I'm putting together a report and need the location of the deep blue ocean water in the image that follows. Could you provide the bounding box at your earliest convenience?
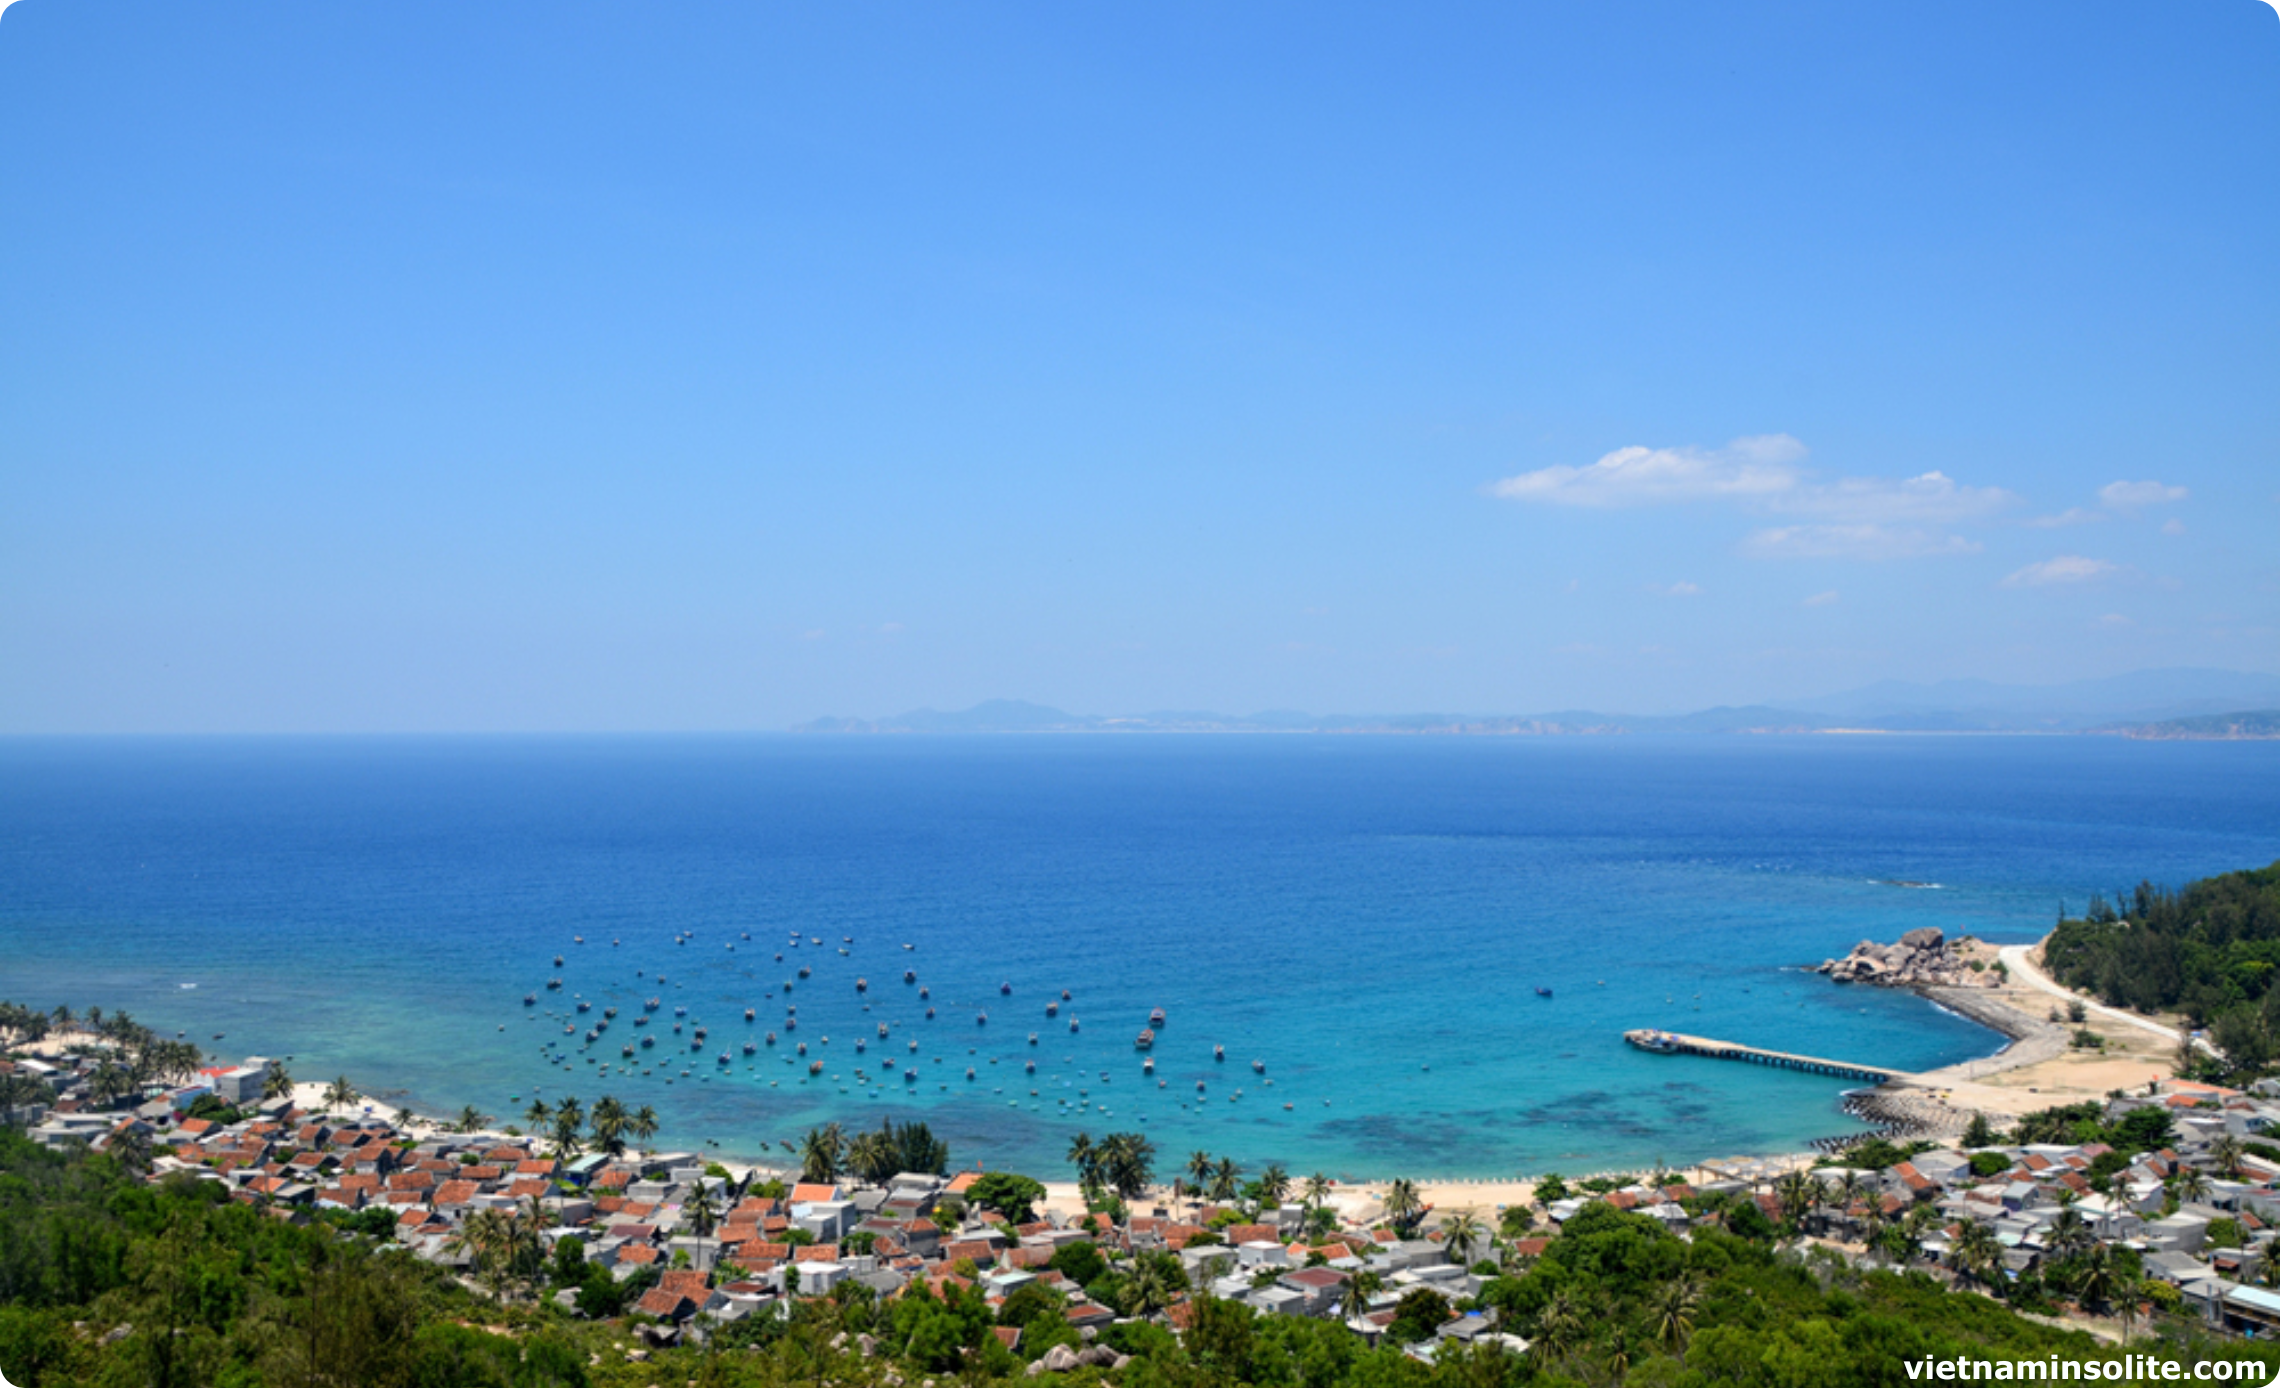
[2,734,2275,1181]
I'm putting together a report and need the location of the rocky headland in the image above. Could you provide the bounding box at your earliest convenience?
[1816,925,1996,989]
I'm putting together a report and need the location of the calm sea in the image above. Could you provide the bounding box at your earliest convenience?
[3,734,2275,1180]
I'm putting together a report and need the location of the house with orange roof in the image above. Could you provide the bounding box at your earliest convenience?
[1065,1302,1115,1329]
[634,1287,698,1323]
[941,1239,998,1269]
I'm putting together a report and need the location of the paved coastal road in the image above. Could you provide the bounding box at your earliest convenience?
[1998,943,2215,1055]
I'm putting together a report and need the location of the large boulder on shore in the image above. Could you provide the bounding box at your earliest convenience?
[1819,927,1987,989]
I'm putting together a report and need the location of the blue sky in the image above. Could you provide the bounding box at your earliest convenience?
[2,1,2275,731]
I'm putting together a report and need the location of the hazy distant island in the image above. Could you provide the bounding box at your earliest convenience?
[2100,710,2280,741]
[797,668,2280,738]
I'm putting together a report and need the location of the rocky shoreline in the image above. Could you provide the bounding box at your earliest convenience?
[1816,925,1998,990]
[1815,926,2075,1121]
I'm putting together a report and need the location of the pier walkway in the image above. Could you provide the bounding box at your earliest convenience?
[1624,1028,1908,1084]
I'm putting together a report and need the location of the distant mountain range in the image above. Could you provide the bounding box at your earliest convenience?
[794,669,2280,738]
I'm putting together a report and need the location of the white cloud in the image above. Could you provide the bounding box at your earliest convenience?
[1803,590,1840,607]
[2001,555,2116,588]
[2099,480,2188,512]
[1651,581,1704,597]
[1777,470,2013,524]
[2162,518,2187,536]
[1489,434,1806,507]
[1489,435,2010,559]
[1741,525,1982,560]
[2025,507,2104,529]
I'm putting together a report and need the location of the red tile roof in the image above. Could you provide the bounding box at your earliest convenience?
[635,1288,696,1320]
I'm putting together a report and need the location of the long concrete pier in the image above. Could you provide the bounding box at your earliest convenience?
[1624,1028,1907,1084]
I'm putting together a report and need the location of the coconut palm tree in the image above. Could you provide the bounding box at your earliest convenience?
[1303,1203,1339,1242]
[262,1063,294,1102]
[450,1207,517,1300]
[2116,1272,2145,1346]
[1186,1150,1216,1202]
[88,1060,137,1109]
[1441,1212,1486,1268]
[547,1097,586,1161]
[1775,1170,1820,1231]
[106,1125,156,1178]
[2046,1206,2093,1262]
[1603,1331,1634,1383]
[0,1073,57,1114]
[1340,1269,1383,1323]
[843,1127,890,1185]
[1209,1156,1241,1203]
[1530,1290,1585,1370]
[2073,1241,2122,1314]
[1951,1219,2006,1296]
[522,1097,552,1131]
[1120,1258,1176,1318]
[1890,1204,1938,1266]
[1303,1172,1333,1209]
[1257,1164,1291,1207]
[1384,1178,1423,1237]
[1099,1131,1156,1203]
[1833,1169,1864,1224]
[0,1003,50,1047]
[800,1122,846,1184]
[1653,1275,1701,1356]
[2248,1242,2280,1290]
[2173,1165,2214,1205]
[454,1104,491,1135]
[588,1095,629,1157]
[686,1178,722,1274]
[629,1104,660,1150]
[2212,1134,2246,1180]
[1065,1132,1098,1191]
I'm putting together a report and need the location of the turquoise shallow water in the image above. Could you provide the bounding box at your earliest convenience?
[2,734,2276,1180]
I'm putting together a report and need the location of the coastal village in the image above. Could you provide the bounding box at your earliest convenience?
[13,930,2280,1370]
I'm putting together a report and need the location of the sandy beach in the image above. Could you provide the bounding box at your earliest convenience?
[1886,935,2185,1122]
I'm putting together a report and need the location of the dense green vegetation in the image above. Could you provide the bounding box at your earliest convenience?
[2042,860,2280,1076]
[0,1129,586,1387]
[6,1125,2274,1388]
[779,1116,949,1185]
